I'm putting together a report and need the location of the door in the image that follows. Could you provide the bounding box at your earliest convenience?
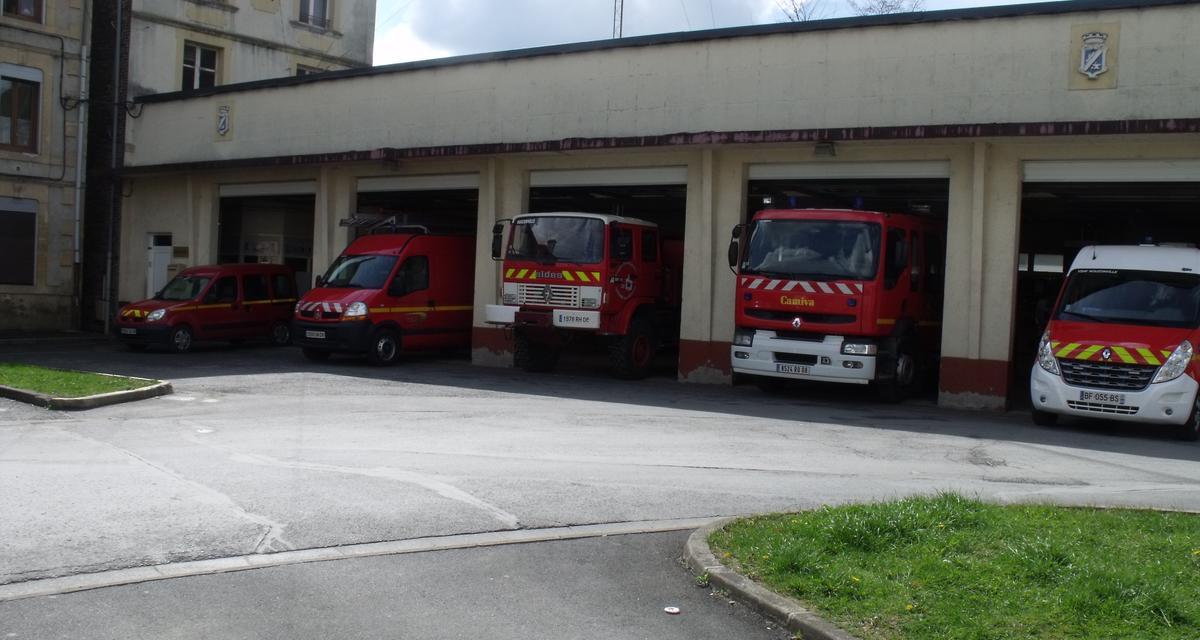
[198,275,241,338]
[146,234,172,298]
[240,272,274,337]
[387,254,438,349]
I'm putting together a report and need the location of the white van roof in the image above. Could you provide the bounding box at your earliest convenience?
[513,211,657,228]
[1069,245,1200,274]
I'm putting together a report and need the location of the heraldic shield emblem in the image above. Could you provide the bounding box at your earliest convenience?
[1079,32,1109,79]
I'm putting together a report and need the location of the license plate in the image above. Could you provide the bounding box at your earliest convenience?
[1080,390,1125,404]
[305,330,326,339]
[120,328,136,335]
[776,364,810,375]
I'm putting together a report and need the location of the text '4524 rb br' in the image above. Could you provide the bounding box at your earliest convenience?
[728,208,945,401]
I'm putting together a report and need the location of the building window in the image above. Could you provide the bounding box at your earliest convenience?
[2,0,42,22]
[0,198,36,285]
[296,65,322,77]
[182,43,219,91]
[0,69,38,152]
[299,0,330,29]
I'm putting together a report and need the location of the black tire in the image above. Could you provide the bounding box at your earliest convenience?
[270,321,292,346]
[1031,409,1059,427]
[875,339,917,403]
[1173,394,1200,441]
[168,325,193,354]
[609,314,656,380]
[302,347,330,362]
[125,343,148,353]
[367,328,402,366]
[514,332,559,373]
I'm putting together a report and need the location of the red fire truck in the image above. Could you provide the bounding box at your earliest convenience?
[485,212,683,379]
[727,208,944,401]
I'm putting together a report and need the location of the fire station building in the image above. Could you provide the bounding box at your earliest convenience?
[118,0,1200,410]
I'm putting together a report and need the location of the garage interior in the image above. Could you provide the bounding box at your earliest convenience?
[217,195,316,294]
[1010,179,1200,406]
[352,188,479,236]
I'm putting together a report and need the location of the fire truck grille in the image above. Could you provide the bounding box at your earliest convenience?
[1066,400,1140,416]
[518,284,579,308]
[1059,360,1157,392]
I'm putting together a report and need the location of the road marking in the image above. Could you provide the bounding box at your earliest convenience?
[0,517,722,602]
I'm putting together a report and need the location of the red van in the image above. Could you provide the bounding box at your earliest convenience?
[293,232,476,365]
[116,263,297,352]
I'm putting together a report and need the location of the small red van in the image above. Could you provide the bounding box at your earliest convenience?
[117,263,297,352]
[293,232,476,364]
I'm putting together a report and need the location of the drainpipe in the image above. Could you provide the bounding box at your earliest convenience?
[103,0,122,336]
[73,0,90,326]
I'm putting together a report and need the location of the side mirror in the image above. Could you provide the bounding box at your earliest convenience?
[314,275,324,288]
[491,221,508,261]
[731,224,743,240]
[727,239,740,269]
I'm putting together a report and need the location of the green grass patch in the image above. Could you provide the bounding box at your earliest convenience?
[710,494,1200,640]
[0,362,155,398]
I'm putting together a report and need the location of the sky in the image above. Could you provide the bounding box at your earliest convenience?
[372,0,1047,65]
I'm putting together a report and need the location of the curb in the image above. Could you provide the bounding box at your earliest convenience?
[0,378,172,410]
[684,519,859,640]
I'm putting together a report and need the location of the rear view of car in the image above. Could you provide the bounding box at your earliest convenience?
[1030,245,1200,440]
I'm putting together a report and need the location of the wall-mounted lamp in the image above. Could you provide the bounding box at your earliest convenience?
[814,141,837,157]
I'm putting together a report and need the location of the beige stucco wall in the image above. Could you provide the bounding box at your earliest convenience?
[129,0,375,97]
[0,0,89,331]
[126,4,1199,168]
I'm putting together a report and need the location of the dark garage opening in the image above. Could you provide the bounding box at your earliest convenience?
[218,195,315,294]
[353,189,478,236]
[1010,181,1200,407]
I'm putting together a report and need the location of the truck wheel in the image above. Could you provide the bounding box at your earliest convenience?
[302,347,330,362]
[1031,409,1059,427]
[609,315,655,380]
[169,325,193,354]
[367,328,402,366]
[514,333,559,373]
[1174,395,1200,441]
[875,339,916,403]
[270,321,292,346]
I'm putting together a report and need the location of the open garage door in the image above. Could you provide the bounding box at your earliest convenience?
[1010,160,1200,406]
[354,173,479,235]
[218,182,316,295]
[745,161,951,398]
[528,167,688,376]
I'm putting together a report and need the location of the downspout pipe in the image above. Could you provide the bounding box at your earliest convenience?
[73,0,91,328]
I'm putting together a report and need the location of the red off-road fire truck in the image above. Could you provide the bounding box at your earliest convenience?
[485,212,683,379]
[727,208,944,401]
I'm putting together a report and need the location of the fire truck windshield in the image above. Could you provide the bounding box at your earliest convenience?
[322,254,398,289]
[1056,269,1200,329]
[742,220,881,281]
[508,216,604,265]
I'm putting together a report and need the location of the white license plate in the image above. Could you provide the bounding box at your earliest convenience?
[304,330,326,339]
[1080,390,1125,404]
[552,310,600,329]
[120,328,136,335]
[776,364,810,375]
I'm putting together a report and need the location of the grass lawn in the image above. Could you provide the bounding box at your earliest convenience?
[709,494,1200,640]
[0,362,156,398]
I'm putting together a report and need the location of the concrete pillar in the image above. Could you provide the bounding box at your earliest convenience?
[938,142,1021,410]
[471,157,526,367]
[311,166,350,284]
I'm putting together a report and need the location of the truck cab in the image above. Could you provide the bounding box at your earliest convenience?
[293,232,475,365]
[728,208,944,400]
[1030,245,1200,440]
[485,212,682,379]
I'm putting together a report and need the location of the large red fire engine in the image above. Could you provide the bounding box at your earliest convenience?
[485,212,683,379]
[727,208,944,401]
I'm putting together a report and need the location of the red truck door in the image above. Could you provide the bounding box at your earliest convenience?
[199,274,242,339]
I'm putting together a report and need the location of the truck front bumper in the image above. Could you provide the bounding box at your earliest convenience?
[1030,365,1197,426]
[293,320,372,353]
[731,330,875,384]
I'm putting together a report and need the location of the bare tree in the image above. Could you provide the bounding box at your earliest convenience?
[777,0,828,22]
[846,0,924,15]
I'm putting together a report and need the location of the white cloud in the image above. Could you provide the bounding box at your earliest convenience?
[374,22,455,65]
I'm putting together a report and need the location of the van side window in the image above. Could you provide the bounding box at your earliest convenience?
[391,256,429,297]
[208,276,238,303]
[611,227,633,262]
[271,274,296,299]
[243,274,270,302]
[883,228,907,290]
[642,230,658,262]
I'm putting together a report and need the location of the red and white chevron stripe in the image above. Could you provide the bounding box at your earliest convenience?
[739,277,864,295]
[298,301,345,313]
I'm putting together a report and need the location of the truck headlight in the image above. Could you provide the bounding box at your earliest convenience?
[841,341,877,356]
[1153,340,1193,384]
[733,328,754,347]
[147,309,166,322]
[1036,331,1060,376]
[502,282,519,305]
[344,301,368,318]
